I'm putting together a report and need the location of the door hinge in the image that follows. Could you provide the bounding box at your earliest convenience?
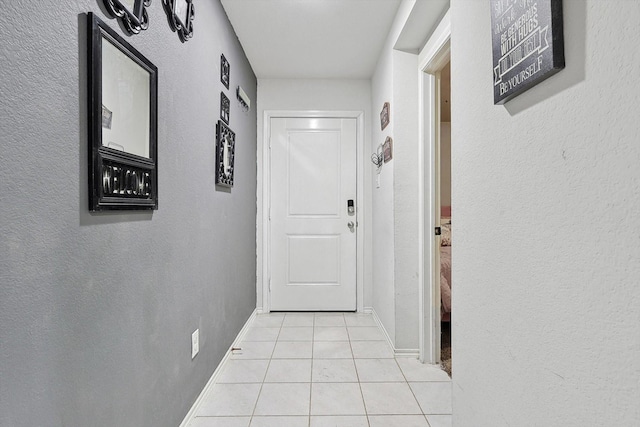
[435,226,442,236]
[269,279,272,292]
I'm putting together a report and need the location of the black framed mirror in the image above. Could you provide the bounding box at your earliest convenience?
[87,13,158,211]
[102,0,152,34]
[215,121,235,187]
[162,0,195,42]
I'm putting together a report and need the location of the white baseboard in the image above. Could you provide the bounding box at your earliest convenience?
[179,309,257,427]
[369,308,419,358]
[394,348,420,358]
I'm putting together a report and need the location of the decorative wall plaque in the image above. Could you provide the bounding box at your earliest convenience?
[380,102,390,130]
[220,54,230,89]
[490,0,565,104]
[162,0,195,42]
[220,92,230,124]
[102,0,152,35]
[215,121,235,187]
[383,136,393,163]
[87,13,158,210]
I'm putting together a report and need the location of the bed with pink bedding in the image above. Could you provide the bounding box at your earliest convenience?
[440,221,452,321]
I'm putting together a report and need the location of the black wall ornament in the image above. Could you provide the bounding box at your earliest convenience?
[220,92,230,125]
[87,13,158,210]
[220,54,230,89]
[162,0,195,42]
[102,0,152,35]
[215,121,235,187]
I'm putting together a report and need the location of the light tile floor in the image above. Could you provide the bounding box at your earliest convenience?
[190,312,451,427]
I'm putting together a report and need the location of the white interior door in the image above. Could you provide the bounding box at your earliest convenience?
[270,117,357,311]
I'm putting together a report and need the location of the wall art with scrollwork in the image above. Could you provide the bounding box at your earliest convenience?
[215,121,235,187]
[220,54,230,89]
[220,92,230,124]
[162,0,195,42]
[102,0,152,35]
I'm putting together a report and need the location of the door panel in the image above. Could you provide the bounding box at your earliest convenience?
[270,117,357,311]
[288,235,340,283]
[287,131,340,217]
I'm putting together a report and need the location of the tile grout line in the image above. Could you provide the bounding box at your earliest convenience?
[248,314,284,424]
[395,357,456,423]
[346,313,372,427]
[396,355,454,421]
[308,313,315,427]
[395,355,429,420]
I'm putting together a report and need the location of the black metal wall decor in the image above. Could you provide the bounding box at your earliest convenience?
[215,121,235,187]
[220,54,230,89]
[162,0,195,42]
[220,92,230,124]
[102,0,152,34]
[87,13,158,210]
[490,0,565,104]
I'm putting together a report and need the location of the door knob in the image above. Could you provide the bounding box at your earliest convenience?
[347,221,355,229]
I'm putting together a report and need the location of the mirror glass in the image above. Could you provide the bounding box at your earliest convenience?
[120,0,136,13]
[223,138,231,176]
[174,0,189,26]
[101,37,150,158]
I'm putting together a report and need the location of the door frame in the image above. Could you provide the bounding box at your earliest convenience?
[259,110,366,313]
[418,11,451,364]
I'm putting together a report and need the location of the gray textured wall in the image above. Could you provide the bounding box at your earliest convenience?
[0,1,257,426]
[451,0,640,425]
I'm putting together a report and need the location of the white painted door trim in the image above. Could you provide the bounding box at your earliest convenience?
[418,11,451,364]
[259,110,365,313]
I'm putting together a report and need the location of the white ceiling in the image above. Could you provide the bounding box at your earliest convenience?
[220,0,403,79]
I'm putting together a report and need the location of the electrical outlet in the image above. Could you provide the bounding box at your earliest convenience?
[191,329,199,359]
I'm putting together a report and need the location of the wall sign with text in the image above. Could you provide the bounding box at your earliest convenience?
[490,0,565,104]
[88,13,158,210]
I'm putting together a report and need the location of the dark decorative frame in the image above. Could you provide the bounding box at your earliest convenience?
[383,136,393,163]
[87,13,158,210]
[102,0,152,35]
[215,121,235,187]
[380,102,390,130]
[490,0,564,104]
[162,0,195,42]
[220,92,230,124]
[220,54,230,89]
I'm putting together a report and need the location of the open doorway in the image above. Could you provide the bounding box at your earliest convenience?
[438,61,452,376]
[418,10,451,370]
